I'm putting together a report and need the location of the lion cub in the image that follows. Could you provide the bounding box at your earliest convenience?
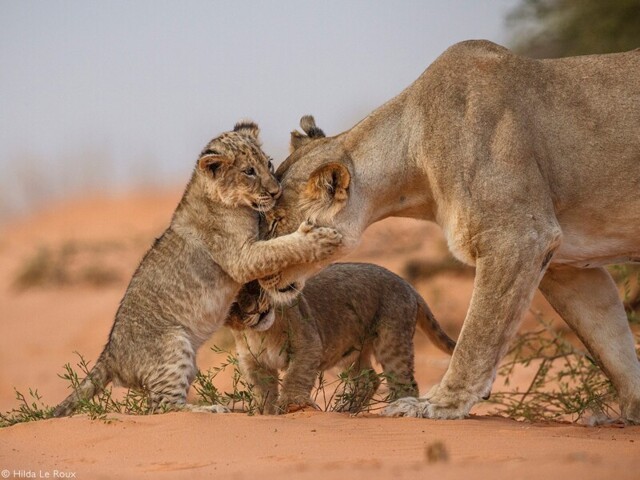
[227,262,455,414]
[53,122,342,417]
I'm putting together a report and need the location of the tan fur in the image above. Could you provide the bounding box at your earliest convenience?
[53,122,342,416]
[228,263,455,414]
[260,41,640,423]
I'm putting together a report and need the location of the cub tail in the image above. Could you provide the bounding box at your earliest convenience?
[53,354,111,417]
[415,295,456,355]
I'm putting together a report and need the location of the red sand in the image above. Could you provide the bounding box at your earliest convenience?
[1,190,638,479]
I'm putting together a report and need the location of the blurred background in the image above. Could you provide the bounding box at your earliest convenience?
[1,0,522,221]
[3,0,638,221]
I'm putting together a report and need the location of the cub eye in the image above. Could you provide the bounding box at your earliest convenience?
[244,167,256,177]
[268,159,275,173]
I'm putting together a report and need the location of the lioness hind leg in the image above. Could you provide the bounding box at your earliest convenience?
[384,228,561,419]
[539,266,640,424]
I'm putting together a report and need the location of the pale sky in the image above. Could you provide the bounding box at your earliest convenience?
[0,0,519,219]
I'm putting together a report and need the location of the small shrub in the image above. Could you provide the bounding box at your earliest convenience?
[487,314,620,423]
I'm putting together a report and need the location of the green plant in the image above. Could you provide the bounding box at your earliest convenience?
[487,314,620,423]
[610,264,640,324]
[193,346,261,415]
[0,388,54,427]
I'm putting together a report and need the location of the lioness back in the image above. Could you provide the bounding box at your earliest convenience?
[229,262,455,414]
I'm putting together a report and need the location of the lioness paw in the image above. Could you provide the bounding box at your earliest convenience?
[382,397,426,418]
[382,395,470,419]
[186,404,231,414]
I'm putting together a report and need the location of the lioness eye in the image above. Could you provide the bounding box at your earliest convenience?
[268,159,274,173]
[269,218,280,237]
[244,167,256,176]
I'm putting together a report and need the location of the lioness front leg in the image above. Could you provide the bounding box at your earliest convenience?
[539,266,640,424]
[225,221,342,284]
[384,231,559,419]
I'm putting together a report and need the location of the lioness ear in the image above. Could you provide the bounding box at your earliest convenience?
[290,130,311,152]
[198,153,231,176]
[233,120,260,141]
[305,162,351,204]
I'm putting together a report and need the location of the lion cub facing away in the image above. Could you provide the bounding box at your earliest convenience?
[227,262,456,414]
[53,122,342,417]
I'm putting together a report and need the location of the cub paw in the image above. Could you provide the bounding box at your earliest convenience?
[275,395,320,414]
[297,222,342,260]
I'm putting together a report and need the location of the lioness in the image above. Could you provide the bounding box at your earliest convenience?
[227,262,456,414]
[53,122,341,416]
[260,40,640,422]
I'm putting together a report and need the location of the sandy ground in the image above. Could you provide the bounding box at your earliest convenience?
[1,189,638,479]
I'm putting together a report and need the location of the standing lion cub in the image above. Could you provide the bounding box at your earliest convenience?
[227,262,456,414]
[53,121,342,416]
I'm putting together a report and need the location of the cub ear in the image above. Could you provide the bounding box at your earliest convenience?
[299,115,325,139]
[290,115,326,152]
[304,162,351,204]
[198,152,231,176]
[233,120,260,141]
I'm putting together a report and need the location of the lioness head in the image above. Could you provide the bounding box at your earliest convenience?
[261,116,355,304]
[197,121,281,212]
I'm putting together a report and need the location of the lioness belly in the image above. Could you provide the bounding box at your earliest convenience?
[553,226,640,268]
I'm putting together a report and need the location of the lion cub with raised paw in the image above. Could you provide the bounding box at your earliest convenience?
[53,121,342,417]
[227,262,456,414]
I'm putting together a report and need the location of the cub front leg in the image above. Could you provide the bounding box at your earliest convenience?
[226,221,342,284]
[384,230,560,419]
[234,339,280,415]
[276,328,323,414]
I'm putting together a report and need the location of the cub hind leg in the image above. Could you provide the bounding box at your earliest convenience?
[334,352,381,413]
[144,333,229,414]
[373,305,420,403]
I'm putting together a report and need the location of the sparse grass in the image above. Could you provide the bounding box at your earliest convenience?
[487,313,621,423]
[194,346,260,415]
[0,388,54,427]
[312,367,395,414]
[1,354,158,427]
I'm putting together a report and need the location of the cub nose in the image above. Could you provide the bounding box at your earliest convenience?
[268,183,282,199]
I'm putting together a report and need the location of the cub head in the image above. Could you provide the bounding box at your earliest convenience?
[260,116,354,304]
[196,121,281,212]
[226,280,275,332]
